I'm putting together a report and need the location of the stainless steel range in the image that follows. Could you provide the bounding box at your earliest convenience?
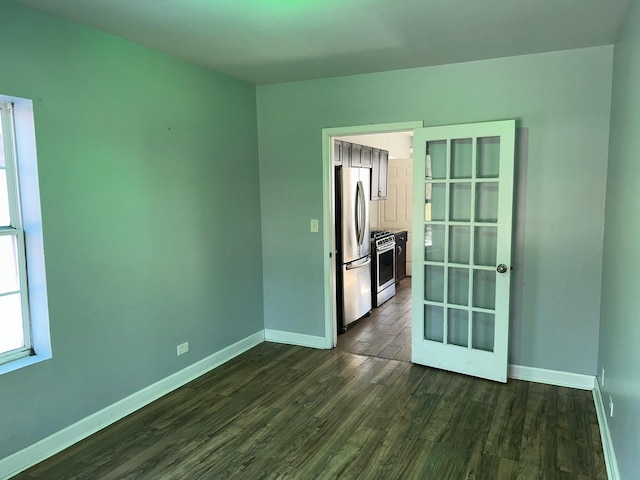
[371,230,396,307]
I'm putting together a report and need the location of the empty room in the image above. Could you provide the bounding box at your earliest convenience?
[0,0,638,478]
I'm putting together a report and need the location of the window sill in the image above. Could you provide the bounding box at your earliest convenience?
[0,351,51,376]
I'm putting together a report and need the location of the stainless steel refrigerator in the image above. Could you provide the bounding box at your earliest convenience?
[335,166,372,328]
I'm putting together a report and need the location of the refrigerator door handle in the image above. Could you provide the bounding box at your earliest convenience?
[354,183,361,246]
[356,180,365,246]
[346,256,371,270]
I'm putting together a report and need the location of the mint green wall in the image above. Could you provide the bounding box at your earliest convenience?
[599,0,640,477]
[0,2,263,460]
[257,46,613,375]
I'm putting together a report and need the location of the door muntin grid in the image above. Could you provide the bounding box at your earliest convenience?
[423,137,500,353]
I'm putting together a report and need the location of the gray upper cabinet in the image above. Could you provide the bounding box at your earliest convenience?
[334,141,352,166]
[371,148,389,200]
[361,146,373,168]
[334,140,343,166]
[378,150,389,198]
[350,143,362,167]
[343,142,351,166]
[334,141,384,200]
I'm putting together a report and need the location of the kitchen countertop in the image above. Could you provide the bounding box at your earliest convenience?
[385,228,408,235]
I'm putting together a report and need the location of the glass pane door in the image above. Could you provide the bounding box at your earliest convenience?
[412,121,515,382]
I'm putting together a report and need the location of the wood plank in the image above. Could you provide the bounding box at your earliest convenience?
[464,453,519,480]
[519,382,558,477]
[484,379,529,460]
[590,423,608,480]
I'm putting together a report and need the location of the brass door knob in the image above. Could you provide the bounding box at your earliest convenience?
[497,264,508,273]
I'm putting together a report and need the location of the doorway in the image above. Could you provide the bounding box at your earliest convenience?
[322,122,423,356]
[323,119,516,383]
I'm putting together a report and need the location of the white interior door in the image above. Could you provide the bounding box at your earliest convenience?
[411,120,515,382]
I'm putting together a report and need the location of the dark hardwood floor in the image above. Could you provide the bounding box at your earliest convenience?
[14,341,606,479]
[338,278,411,362]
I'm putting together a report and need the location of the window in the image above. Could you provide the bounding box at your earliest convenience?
[0,101,32,363]
[0,96,50,372]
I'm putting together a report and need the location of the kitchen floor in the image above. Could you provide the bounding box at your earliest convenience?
[337,277,411,362]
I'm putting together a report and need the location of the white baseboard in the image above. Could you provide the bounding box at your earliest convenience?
[0,330,265,480]
[264,329,329,349]
[593,380,621,480]
[508,364,595,390]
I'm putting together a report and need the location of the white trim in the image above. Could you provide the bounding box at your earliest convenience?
[0,330,265,480]
[0,351,50,376]
[322,121,424,352]
[593,380,621,480]
[321,130,338,350]
[508,364,595,390]
[0,101,33,358]
[323,122,426,137]
[264,329,328,349]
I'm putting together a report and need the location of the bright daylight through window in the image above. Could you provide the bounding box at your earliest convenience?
[0,101,32,364]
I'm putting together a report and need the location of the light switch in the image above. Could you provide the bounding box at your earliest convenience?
[310,219,319,233]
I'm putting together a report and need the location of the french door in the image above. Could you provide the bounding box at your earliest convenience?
[411,120,515,382]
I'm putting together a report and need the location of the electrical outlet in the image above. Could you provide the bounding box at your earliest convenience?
[609,396,614,418]
[310,219,319,233]
[601,367,605,388]
[177,342,189,356]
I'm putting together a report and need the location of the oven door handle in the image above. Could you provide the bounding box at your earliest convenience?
[377,243,396,254]
[346,257,371,270]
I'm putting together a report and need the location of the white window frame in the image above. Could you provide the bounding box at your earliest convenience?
[0,101,33,364]
[0,94,51,375]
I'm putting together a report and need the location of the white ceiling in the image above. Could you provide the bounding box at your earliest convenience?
[13,0,631,84]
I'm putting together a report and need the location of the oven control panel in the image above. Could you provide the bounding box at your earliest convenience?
[372,230,396,249]
[375,235,395,249]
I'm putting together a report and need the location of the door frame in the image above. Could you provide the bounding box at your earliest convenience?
[321,121,424,348]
